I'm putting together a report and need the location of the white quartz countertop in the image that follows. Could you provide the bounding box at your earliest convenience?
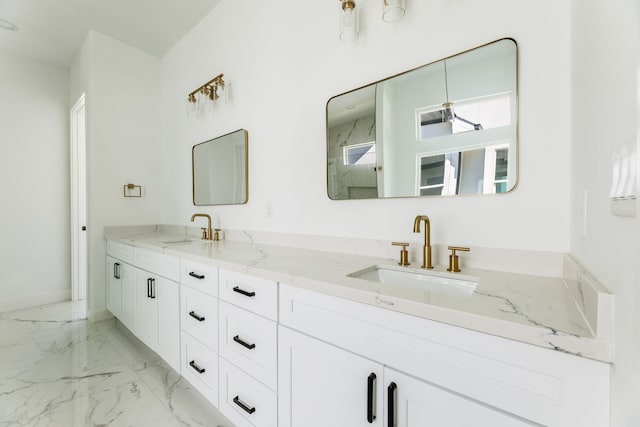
[105,228,613,363]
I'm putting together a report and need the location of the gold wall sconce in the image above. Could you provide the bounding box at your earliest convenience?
[187,73,225,116]
[338,0,406,42]
[339,0,358,41]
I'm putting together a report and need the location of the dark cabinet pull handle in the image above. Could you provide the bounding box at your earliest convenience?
[233,395,256,414]
[233,286,256,297]
[150,278,156,299]
[114,263,121,279]
[189,311,205,322]
[367,373,377,423]
[189,271,205,280]
[233,335,256,350]
[147,278,151,298]
[387,382,397,427]
[189,360,205,374]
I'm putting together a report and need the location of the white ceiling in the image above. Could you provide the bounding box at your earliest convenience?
[0,0,222,68]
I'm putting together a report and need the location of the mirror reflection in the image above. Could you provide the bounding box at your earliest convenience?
[327,38,517,200]
[192,129,248,205]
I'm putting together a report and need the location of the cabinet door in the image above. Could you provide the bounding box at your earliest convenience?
[106,257,122,318]
[119,263,136,329]
[384,367,536,427]
[278,326,383,427]
[156,277,180,372]
[134,270,158,350]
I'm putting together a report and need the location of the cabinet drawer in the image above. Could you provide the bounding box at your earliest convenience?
[107,240,134,264]
[180,259,218,297]
[181,286,218,351]
[181,332,219,405]
[219,269,278,320]
[219,358,277,427]
[133,247,180,281]
[219,301,277,390]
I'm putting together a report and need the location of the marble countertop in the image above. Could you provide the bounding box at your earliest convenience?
[105,227,613,363]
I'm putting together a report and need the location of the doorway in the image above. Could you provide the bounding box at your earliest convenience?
[70,94,87,306]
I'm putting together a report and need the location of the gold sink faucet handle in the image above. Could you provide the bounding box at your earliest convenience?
[213,228,221,241]
[391,242,410,266]
[447,246,470,272]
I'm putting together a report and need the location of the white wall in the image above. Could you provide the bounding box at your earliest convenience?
[571,1,640,425]
[161,0,572,254]
[70,31,164,320]
[0,50,70,312]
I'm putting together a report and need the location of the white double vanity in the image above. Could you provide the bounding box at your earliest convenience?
[105,225,613,427]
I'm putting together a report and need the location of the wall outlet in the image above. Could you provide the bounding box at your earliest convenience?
[265,201,273,219]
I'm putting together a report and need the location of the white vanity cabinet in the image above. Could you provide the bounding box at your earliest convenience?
[106,256,123,318]
[179,259,220,405]
[106,241,136,329]
[278,284,611,427]
[130,249,181,372]
[105,242,181,373]
[279,327,535,427]
[383,367,536,427]
[279,326,384,427]
[218,269,279,427]
[133,269,180,370]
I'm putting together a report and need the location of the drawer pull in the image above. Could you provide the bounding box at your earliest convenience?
[189,271,205,280]
[233,335,256,350]
[189,311,206,322]
[149,278,156,299]
[233,395,256,414]
[189,360,206,374]
[387,382,397,427]
[233,286,256,298]
[367,373,377,423]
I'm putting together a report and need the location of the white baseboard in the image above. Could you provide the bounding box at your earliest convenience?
[87,309,113,323]
[0,289,71,314]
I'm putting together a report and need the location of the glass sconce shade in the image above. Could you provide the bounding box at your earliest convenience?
[382,0,405,23]
[339,1,358,41]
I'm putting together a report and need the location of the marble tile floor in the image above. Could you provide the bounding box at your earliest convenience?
[0,301,234,427]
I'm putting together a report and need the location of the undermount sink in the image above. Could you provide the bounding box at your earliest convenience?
[347,264,478,297]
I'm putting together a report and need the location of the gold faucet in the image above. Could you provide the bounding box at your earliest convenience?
[190,213,213,240]
[413,215,433,269]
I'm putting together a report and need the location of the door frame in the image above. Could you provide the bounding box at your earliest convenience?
[70,94,87,302]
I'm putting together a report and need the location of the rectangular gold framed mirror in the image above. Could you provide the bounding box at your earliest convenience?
[326,38,518,200]
[192,129,248,205]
